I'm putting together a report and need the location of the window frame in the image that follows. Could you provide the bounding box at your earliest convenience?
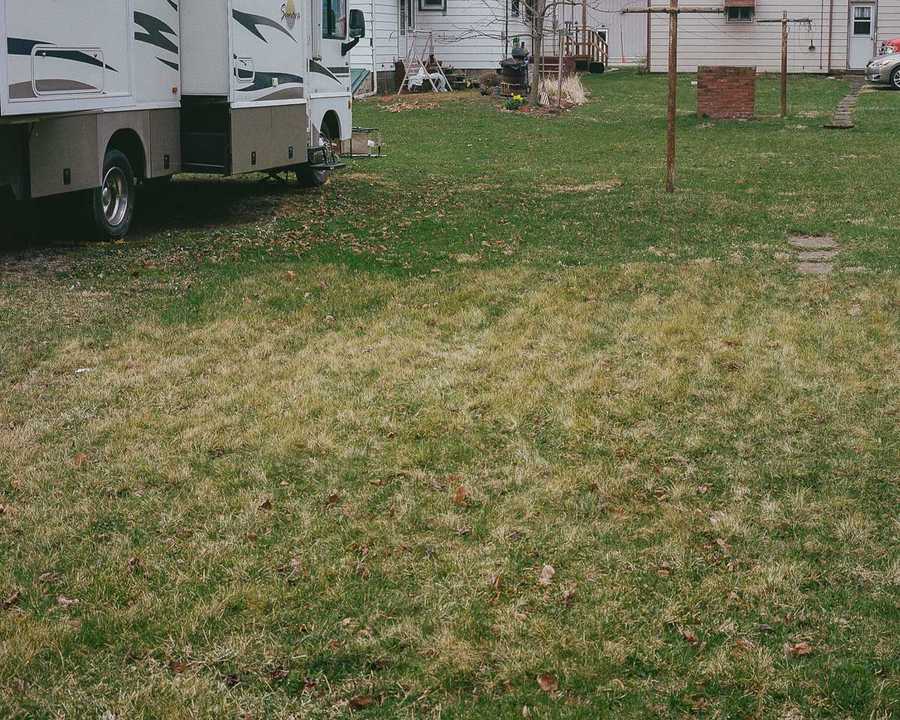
[322,0,348,39]
[725,6,754,22]
[418,0,446,11]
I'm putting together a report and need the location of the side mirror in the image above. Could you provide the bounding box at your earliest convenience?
[349,9,366,38]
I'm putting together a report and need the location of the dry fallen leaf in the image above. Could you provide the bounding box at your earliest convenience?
[536,673,558,693]
[2,590,21,610]
[56,595,78,608]
[734,638,755,652]
[349,695,376,710]
[538,565,556,586]
[169,659,189,674]
[326,491,341,506]
[73,453,89,469]
[561,587,576,607]
[784,641,813,658]
[452,485,468,506]
[258,498,273,511]
[681,629,699,646]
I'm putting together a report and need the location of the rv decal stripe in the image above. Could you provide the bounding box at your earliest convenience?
[237,72,304,92]
[157,57,180,71]
[7,38,118,72]
[328,66,350,75]
[232,10,296,43]
[9,80,99,99]
[134,12,179,55]
[309,60,339,82]
[168,0,178,10]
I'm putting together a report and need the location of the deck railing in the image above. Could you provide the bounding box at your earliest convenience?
[563,27,609,67]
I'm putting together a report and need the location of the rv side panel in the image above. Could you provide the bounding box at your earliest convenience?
[181,0,231,96]
[231,0,306,103]
[133,0,182,107]
[2,0,135,117]
[149,109,182,176]
[229,104,307,174]
[29,115,101,198]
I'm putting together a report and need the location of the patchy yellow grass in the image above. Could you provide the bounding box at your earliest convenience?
[1,253,898,718]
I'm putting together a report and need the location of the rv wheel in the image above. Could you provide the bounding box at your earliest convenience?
[91,149,136,240]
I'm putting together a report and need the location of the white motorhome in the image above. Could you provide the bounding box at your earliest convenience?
[0,0,366,238]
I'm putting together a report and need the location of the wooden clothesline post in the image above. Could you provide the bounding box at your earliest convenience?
[622,3,724,192]
[758,12,812,118]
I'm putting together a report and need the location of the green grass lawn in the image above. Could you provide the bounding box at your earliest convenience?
[1,71,898,719]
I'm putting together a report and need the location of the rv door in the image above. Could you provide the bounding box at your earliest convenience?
[311,0,323,59]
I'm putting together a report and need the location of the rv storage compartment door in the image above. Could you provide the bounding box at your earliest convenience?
[229,105,307,174]
[1,0,133,117]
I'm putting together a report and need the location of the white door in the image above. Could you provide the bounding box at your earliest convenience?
[399,0,415,59]
[849,3,876,69]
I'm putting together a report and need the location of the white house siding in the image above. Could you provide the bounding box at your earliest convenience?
[645,0,892,73]
[588,0,649,64]
[416,0,530,70]
[876,0,900,50]
[350,0,402,74]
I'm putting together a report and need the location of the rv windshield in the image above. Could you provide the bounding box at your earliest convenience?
[323,0,347,39]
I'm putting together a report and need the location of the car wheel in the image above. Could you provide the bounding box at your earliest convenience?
[891,66,900,90]
[91,149,136,239]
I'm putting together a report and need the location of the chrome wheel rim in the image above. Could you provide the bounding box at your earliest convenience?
[101,167,129,227]
[893,71,900,89]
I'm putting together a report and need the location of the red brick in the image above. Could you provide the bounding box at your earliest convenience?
[697,66,756,120]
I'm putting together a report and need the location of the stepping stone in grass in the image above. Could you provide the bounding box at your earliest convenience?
[788,234,838,251]
[797,261,833,275]
[798,250,839,262]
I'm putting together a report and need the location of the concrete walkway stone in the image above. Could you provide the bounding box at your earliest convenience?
[788,235,839,274]
[824,77,865,129]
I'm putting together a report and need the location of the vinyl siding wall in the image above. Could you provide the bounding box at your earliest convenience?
[648,0,870,73]
[415,0,530,70]
[350,0,402,73]
[876,1,900,51]
[350,0,651,73]
[587,0,649,64]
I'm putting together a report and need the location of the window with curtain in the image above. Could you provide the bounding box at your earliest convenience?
[323,0,347,39]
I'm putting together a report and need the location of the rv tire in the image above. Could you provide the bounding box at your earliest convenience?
[91,149,136,240]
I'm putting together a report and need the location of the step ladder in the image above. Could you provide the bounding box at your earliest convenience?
[397,31,452,94]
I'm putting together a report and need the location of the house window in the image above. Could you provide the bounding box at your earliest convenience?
[853,6,872,35]
[511,0,520,16]
[419,0,446,10]
[323,0,347,38]
[726,5,753,21]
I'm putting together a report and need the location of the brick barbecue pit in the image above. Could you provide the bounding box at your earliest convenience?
[697,66,756,120]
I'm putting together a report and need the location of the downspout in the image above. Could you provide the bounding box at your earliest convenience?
[646,0,652,71]
[819,0,825,69]
[827,0,834,71]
